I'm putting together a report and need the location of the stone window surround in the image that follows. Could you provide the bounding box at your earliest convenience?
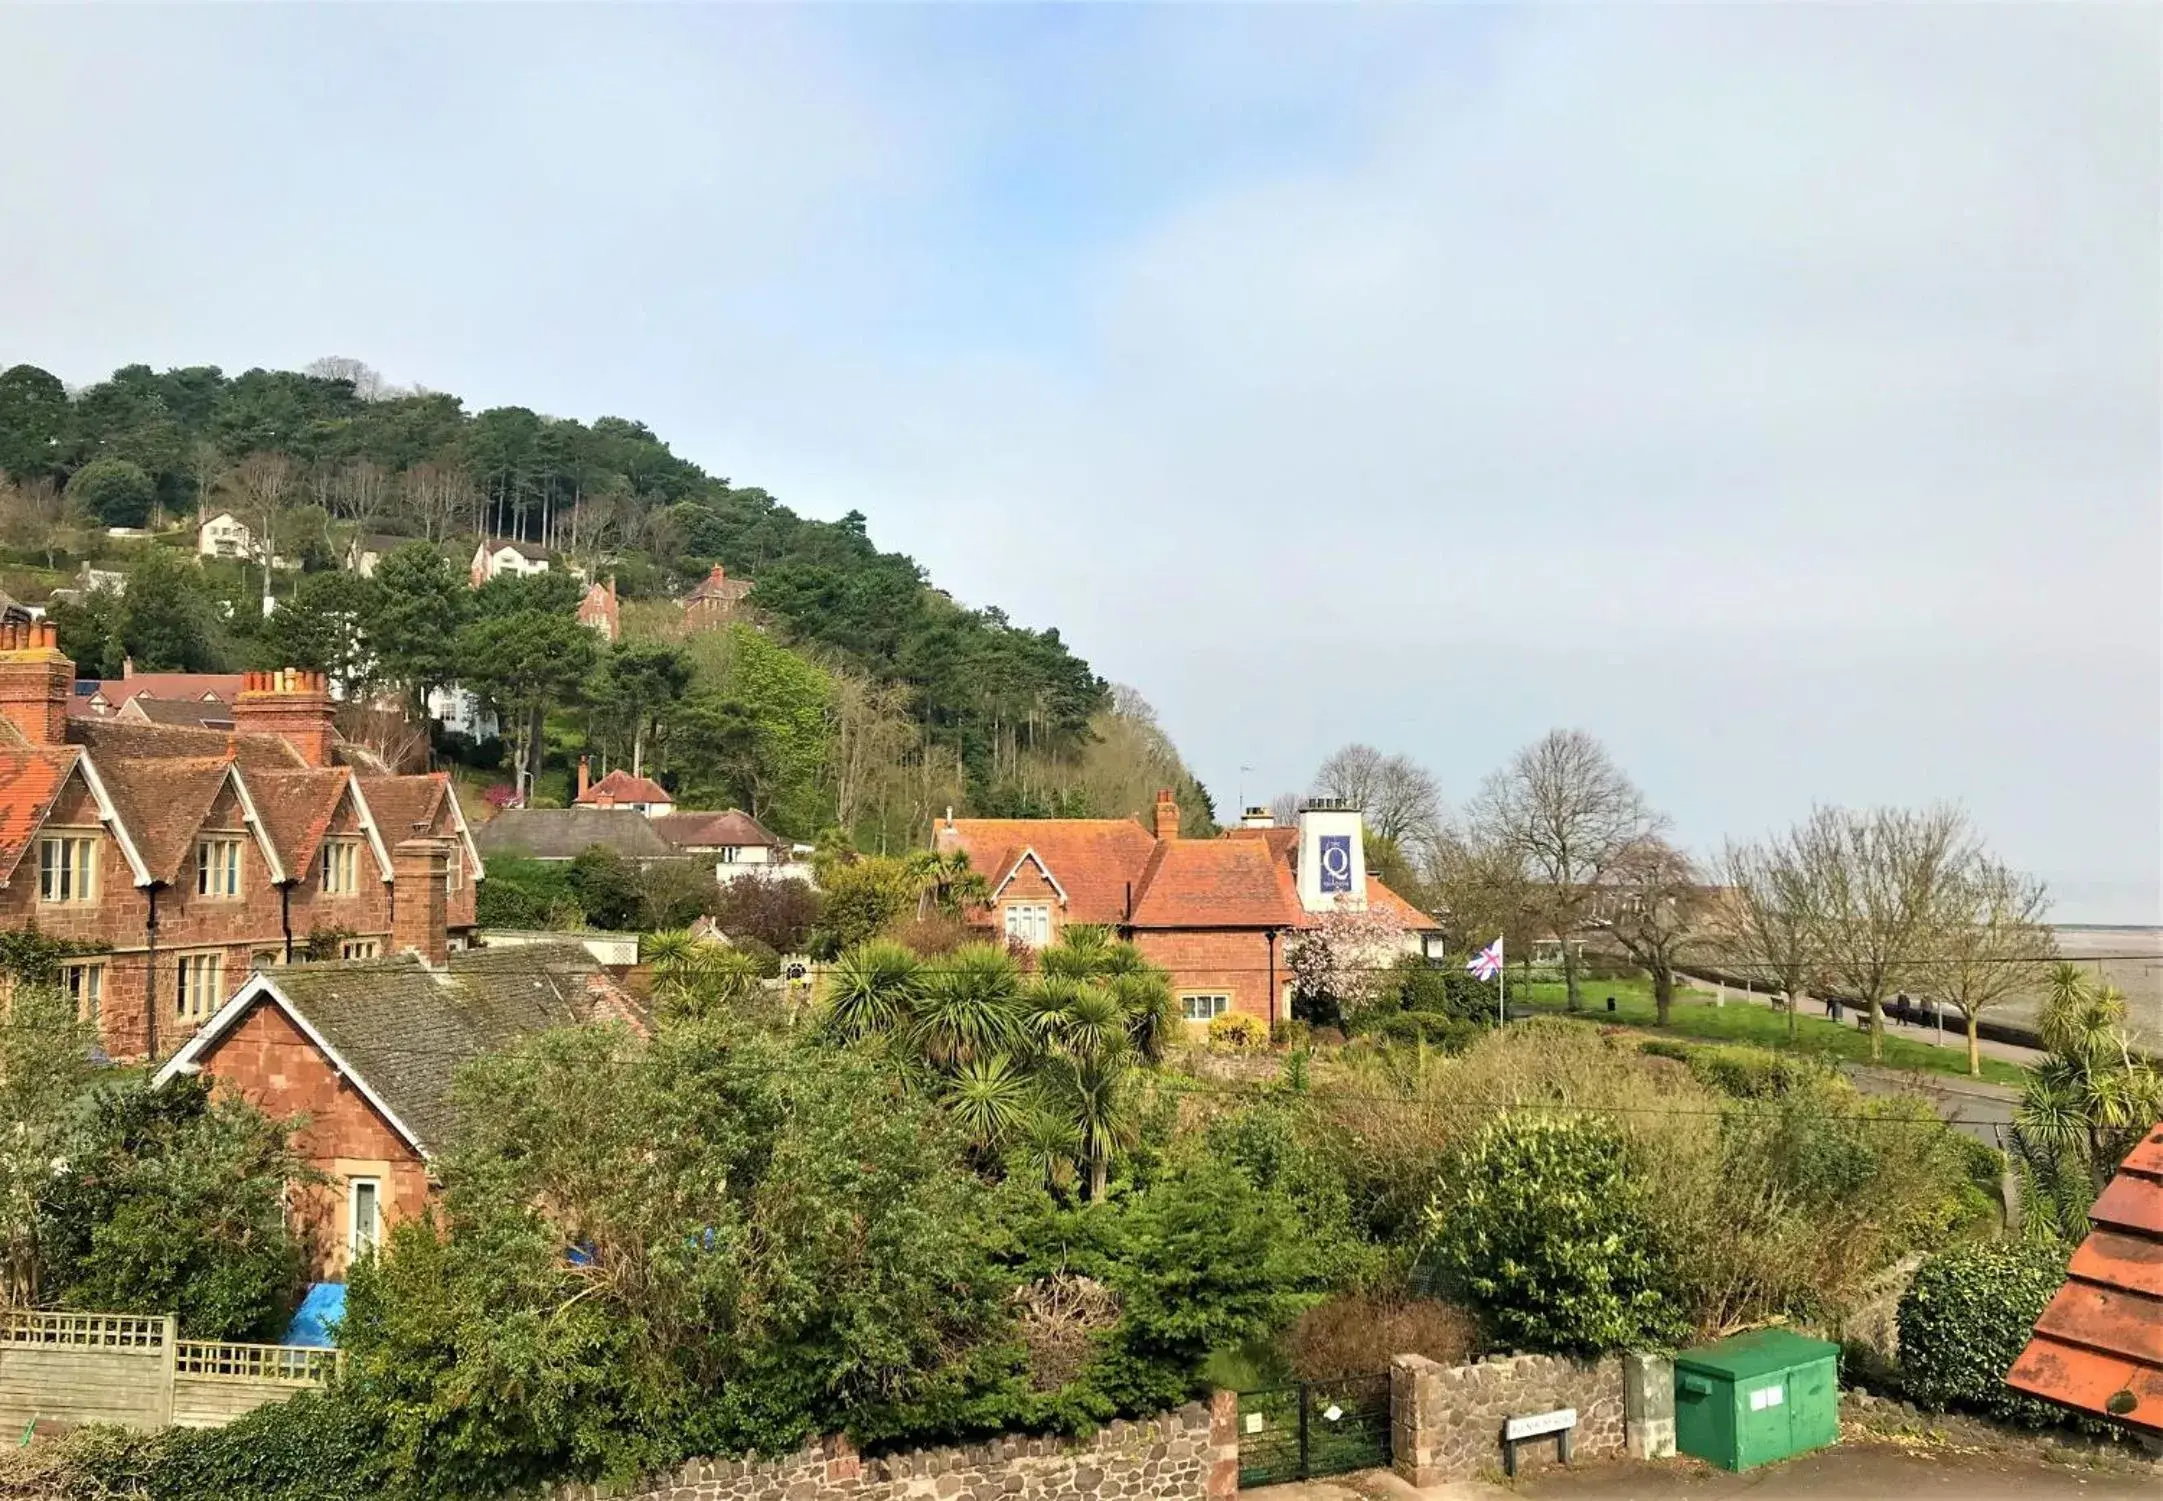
[38,829,99,904]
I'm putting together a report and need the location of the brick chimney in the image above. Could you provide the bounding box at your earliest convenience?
[233,668,336,767]
[0,620,73,745]
[576,754,591,800]
[1154,788,1181,842]
[391,838,449,966]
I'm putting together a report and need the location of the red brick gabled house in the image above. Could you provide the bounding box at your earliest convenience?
[154,943,645,1277]
[0,625,483,1062]
[935,791,1439,1027]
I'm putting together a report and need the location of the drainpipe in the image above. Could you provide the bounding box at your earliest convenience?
[143,886,160,1062]
[280,883,295,965]
[1267,929,1279,1030]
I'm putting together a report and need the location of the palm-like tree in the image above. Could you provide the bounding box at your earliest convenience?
[907,849,992,920]
[820,940,923,1041]
[1010,1109,1080,1195]
[946,1054,1031,1152]
[2012,964,2163,1241]
[912,943,1023,1069]
[644,930,765,1022]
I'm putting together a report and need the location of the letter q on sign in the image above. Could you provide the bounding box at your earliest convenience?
[1318,834,1353,893]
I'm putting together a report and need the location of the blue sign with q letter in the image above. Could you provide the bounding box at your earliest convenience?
[1318,834,1353,893]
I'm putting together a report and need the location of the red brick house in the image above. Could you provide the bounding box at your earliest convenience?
[0,624,483,1062]
[935,792,1437,1027]
[573,757,675,817]
[576,578,620,643]
[153,942,644,1276]
[681,564,753,631]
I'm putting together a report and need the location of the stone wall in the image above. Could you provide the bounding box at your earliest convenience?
[551,1397,1237,1501]
[1391,1352,1624,1484]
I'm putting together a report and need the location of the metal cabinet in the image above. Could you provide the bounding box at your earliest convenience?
[1673,1329,1840,1471]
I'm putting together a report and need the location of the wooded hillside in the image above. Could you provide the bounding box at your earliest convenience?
[0,358,1214,845]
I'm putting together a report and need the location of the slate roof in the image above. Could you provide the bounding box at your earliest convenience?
[106,672,246,703]
[650,809,781,851]
[474,807,677,861]
[576,768,671,806]
[185,945,633,1154]
[67,716,304,772]
[480,538,552,562]
[2008,1121,2163,1437]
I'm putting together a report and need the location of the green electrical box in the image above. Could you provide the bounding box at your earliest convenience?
[1672,1328,1840,1471]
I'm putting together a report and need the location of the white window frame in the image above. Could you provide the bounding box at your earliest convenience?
[176,952,225,1021]
[1002,902,1052,948]
[319,839,358,895]
[61,961,104,1025]
[348,1177,382,1259]
[196,836,242,898]
[38,834,97,904]
[445,851,462,893]
[719,845,741,864]
[1181,993,1231,1023]
[340,937,380,960]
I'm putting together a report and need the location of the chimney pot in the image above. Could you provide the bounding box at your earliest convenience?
[1153,788,1181,842]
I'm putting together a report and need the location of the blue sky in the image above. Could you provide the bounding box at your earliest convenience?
[3,5,2157,920]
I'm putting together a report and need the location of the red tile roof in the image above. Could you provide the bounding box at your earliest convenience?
[96,756,243,885]
[0,747,80,884]
[1128,838,1305,929]
[577,768,672,806]
[942,818,1160,925]
[118,696,237,729]
[357,774,447,843]
[68,717,304,772]
[250,768,357,878]
[2008,1122,2163,1437]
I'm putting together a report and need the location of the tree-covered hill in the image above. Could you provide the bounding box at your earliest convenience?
[0,359,1213,845]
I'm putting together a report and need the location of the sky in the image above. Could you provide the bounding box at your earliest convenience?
[3,5,2158,921]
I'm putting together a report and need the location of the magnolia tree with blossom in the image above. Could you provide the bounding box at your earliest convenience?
[1289,896,1413,1026]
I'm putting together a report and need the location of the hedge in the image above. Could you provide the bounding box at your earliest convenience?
[1896,1238,2069,1427]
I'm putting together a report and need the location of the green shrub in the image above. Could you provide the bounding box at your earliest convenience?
[1366,1012,1483,1053]
[1395,960,1499,1022]
[17,1392,379,1501]
[1423,1111,1689,1354]
[1684,1045,1824,1099]
[1207,1013,1268,1050]
[1897,1239,2069,1427]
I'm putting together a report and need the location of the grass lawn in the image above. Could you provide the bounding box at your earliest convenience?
[1515,977,2027,1088]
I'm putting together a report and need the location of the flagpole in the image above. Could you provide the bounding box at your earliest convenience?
[1498,942,1506,1027]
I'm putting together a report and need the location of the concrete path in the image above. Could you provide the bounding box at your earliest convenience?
[1841,1065,2018,1149]
[1684,976,2045,1069]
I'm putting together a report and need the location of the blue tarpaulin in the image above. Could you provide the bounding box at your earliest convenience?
[282,1282,346,1347]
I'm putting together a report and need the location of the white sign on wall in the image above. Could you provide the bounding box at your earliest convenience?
[1503,1408,1577,1442]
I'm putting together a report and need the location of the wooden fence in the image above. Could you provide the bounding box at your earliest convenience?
[0,1310,340,1433]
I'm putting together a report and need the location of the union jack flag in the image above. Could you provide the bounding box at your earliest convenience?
[1466,938,1504,982]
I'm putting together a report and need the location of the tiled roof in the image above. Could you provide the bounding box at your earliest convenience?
[250,768,357,879]
[68,717,304,772]
[650,809,781,850]
[577,769,671,806]
[942,818,1159,925]
[2008,1122,2163,1437]
[202,945,635,1154]
[355,775,446,844]
[95,756,243,885]
[481,538,551,562]
[1224,825,1300,860]
[1129,838,1305,929]
[685,565,753,603]
[109,672,246,702]
[0,747,81,884]
[1364,877,1439,930]
[473,807,676,862]
[118,696,236,730]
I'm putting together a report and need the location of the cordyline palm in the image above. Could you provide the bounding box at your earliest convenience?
[945,1054,1032,1153]
[644,930,764,1022]
[2012,964,2163,1241]
[1028,975,1142,1200]
[907,849,992,920]
[820,940,922,1042]
[912,943,1023,1070]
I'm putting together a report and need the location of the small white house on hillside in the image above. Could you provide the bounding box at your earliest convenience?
[198,512,259,561]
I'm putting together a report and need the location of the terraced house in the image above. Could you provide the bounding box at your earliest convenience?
[0,623,482,1062]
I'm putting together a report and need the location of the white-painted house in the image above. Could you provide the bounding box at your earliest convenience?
[198,512,259,561]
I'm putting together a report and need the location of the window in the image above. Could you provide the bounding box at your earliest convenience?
[319,839,358,895]
[719,845,741,864]
[340,938,380,960]
[445,852,461,893]
[1181,993,1231,1023]
[37,835,96,903]
[349,1178,381,1259]
[196,837,242,898]
[176,952,224,1021]
[61,962,103,1025]
[1002,903,1051,948]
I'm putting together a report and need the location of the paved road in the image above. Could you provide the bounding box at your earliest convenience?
[1514,1445,2157,1498]
[1842,1065,2018,1149]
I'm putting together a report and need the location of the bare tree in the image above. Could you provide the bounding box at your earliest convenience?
[1429,826,1542,971]
[401,463,474,543]
[333,459,395,528]
[225,452,291,613]
[1313,744,1444,846]
[1933,857,2054,1077]
[1269,791,1302,828]
[1713,835,1825,1042]
[1791,804,1978,1063]
[1596,838,1707,1025]
[305,355,386,402]
[828,668,917,834]
[1466,729,1665,1010]
[0,475,76,570]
